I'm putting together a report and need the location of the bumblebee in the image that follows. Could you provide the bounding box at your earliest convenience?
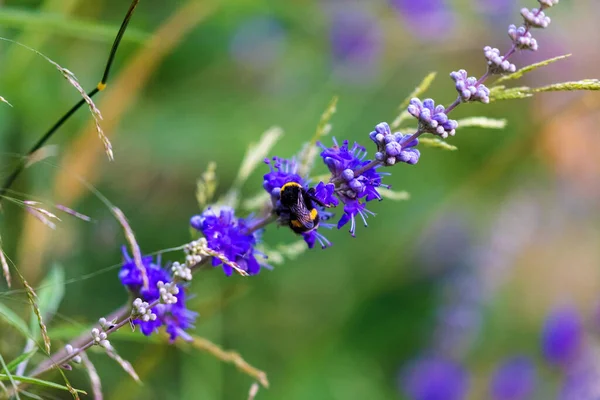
[279,182,325,234]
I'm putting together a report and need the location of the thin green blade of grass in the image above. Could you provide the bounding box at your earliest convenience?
[0,353,21,400]
[0,302,31,338]
[495,54,572,83]
[5,350,38,373]
[0,7,148,43]
[0,374,86,394]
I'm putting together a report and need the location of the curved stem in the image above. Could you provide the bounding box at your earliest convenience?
[0,0,141,203]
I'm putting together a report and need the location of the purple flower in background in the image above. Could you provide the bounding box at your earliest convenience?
[490,356,536,400]
[390,0,455,41]
[119,249,197,341]
[558,353,600,400]
[229,16,287,70]
[541,305,583,367]
[190,207,262,276]
[326,4,382,83]
[400,356,469,400]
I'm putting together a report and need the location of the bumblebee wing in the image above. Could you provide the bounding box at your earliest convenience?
[291,195,315,228]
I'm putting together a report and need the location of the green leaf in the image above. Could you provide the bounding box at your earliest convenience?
[392,72,437,129]
[0,7,148,44]
[495,54,572,83]
[0,302,31,339]
[30,264,65,339]
[488,85,533,102]
[5,350,38,373]
[418,138,458,151]
[530,79,600,92]
[489,79,600,102]
[0,374,86,394]
[456,117,507,129]
[0,352,20,400]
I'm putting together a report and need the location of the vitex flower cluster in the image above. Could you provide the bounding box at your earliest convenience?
[114,0,561,343]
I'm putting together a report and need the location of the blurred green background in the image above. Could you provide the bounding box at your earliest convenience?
[1,0,600,398]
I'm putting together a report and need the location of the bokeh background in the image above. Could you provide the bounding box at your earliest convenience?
[1,0,600,399]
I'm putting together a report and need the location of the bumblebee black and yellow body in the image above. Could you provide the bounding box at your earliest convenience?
[280,182,320,234]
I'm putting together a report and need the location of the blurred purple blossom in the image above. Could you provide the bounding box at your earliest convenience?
[558,350,600,400]
[390,0,455,41]
[490,356,537,400]
[327,4,382,83]
[400,356,469,400]
[229,16,287,70]
[542,305,583,367]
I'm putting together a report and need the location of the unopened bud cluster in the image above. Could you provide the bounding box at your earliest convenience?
[407,98,458,138]
[484,47,516,75]
[65,344,82,364]
[132,298,157,322]
[171,261,192,281]
[158,281,179,304]
[184,237,209,268]
[91,328,110,348]
[450,70,490,104]
[520,8,551,28]
[369,122,420,166]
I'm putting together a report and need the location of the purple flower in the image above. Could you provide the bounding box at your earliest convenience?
[369,122,420,166]
[407,98,459,138]
[313,181,339,207]
[336,200,375,237]
[400,356,469,400]
[263,157,304,202]
[318,138,385,235]
[190,207,262,276]
[490,356,536,400]
[541,305,583,367]
[119,248,197,342]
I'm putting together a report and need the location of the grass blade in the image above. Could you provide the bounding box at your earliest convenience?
[495,54,572,83]
[0,352,21,400]
[0,374,86,394]
[5,350,38,373]
[0,302,31,338]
